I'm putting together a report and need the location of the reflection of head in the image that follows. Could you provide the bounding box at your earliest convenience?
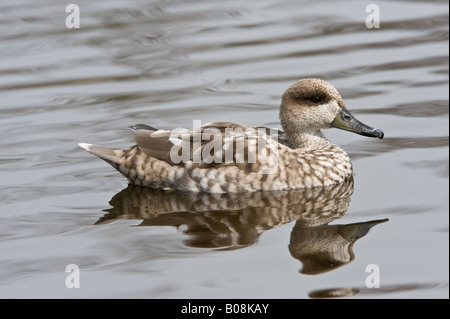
[289,219,388,275]
[289,223,356,275]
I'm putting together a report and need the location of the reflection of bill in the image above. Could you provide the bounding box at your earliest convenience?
[168,121,280,174]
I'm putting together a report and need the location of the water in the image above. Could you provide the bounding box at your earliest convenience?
[0,0,448,299]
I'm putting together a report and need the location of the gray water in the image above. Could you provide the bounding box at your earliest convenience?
[0,0,448,299]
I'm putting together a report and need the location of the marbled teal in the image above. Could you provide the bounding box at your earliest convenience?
[79,78,384,193]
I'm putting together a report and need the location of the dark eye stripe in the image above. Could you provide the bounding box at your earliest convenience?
[309,96,322,103]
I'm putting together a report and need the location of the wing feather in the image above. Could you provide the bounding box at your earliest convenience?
[130,122,287,170]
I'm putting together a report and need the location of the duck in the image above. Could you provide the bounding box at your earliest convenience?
[79,78,384,193]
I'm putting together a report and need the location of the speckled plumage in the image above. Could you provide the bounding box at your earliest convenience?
[79,78,384,193]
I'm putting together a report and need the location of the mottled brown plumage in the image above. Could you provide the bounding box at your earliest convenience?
[79,78,384,193]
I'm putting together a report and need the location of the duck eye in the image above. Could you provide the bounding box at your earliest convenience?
[309,96,322,103]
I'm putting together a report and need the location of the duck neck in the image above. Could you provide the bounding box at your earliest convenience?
[287,130,335,150]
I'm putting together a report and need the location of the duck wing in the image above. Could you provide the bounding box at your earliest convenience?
[130,122,285,170]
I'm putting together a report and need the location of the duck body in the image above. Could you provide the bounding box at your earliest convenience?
[80,79,383,193]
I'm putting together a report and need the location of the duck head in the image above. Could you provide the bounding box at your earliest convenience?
[280,78,384,148]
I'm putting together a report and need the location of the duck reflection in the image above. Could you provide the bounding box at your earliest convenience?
[289,218,387,275]
[97,176,387,274]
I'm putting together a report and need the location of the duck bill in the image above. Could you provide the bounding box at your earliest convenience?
[331,107,384,139]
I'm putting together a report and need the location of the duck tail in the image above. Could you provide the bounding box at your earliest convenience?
[78,143,123,166]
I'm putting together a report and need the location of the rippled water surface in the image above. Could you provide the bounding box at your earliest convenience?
[0,0,448,298]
